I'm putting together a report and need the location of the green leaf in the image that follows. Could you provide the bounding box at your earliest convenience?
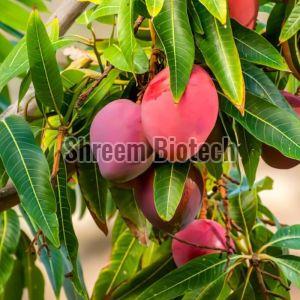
[54,158,87,298]
[279,1,300,42]
[236,125,261,186]
[0,116,60,247]
[90,0,120,22]
[112,256,176,300]
[137,254,241,300]
[0,210,20,294]
[195,4,244,112]
[188,0,204,35]
[77,151,108,235]
[0,0,30,32]
[229,188,258,233]
[220,94,300,161]
[272,255,300,288]
[0,158,8,189]
[153,0,195,101]
[92,230,144,299]
[261,225,300,252]
[146,0,165,17]
[232,20,289,71]
[110,187,149,244]
[0,39,28,94]
[17,232,44,300]
[118,0,149,74]
[18,0,47,11]
[242,61,294,113]
[27,11,64,112]
[0,33,13,62]
[198,0,227,24]
[154,162,190,221]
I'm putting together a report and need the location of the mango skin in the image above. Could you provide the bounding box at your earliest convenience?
[172,219,234,267]
[141,65,219,162]
[134,166,203,232]
[262,92,300,169]
[228,0,259,29]
[90,99,153,183]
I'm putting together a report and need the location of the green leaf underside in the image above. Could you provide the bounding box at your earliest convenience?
[195,3,245,111]
[154,163,190,221]
[153,0,195,101]
[146,0,165,17]
[0,116,59,247]
[27,11,63,112]
[199,0,227,24]
[221,94,300,161]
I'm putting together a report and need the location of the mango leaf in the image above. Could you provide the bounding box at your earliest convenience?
[142,240,171,268]
[16,232,44,300]
[27,11,64,112]
[0,0,30,32]
[112,256,176,300]
[232,20,289,71]
[236,125,261,187]
[0,33,13,62]
[0,116,60,247]
[279,1,300,42]
[118,0,149,74]
[153,0,195,101]
[20,0,47,11]
[0,39,28,94]
[242,61,294,113]
[92,230,144,299]
[195,3,244,112]
[272,255,300,288]
[220,94,300,161]
[146,0,165,17]
[0,158,8,189]
[0,260,24,300]
[77,151,108,235]
[188,0,204,35]
[261,225,300,252]
[229,188,258,233]
[154,162,190,222]
[54,158,87,298]
[110,187,148,244]
[0,210,20,294]
[137,254,241,300]
[90,0,120,22]
[199,0,227,24]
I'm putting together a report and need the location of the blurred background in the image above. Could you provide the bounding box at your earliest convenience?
[3,0,300,299]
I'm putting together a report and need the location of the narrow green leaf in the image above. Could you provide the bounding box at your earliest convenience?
[0,210,20,294]
[90,0,120,21]
[92,230,144,299]
[0,33,13,62]
[199,0,227,24]
[280,1,300,42]
[154,162,191,221]
[220,94,300,161]
[0,158,8,189]
[153,0,195,101]
[232,20,289,71]
[272,255,300,288]
[188,0,204,35]
[0,0,30,32]
[262,225,300,251]
[27,11,64,112]
[55,158,87,298]
[77,149,108,235]
[110,187,148,244]
[195,3,245,112]
[18,0,47,11]
[17,232,44,300]
[0,116,60,247]
[236,125,261,186]
[242,61,294,113]
[118,0,149,74]
[137,254,241,300]
[146,0,165,17]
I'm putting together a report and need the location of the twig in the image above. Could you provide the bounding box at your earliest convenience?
[133,16,145,34]
[259,268,290,291]
[90,27,104,73]
[200,167,208,219]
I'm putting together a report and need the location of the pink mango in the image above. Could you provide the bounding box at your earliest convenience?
[90,99,153,182]
[134,166,203,232]
[141,65,219,162]
[172,219,234,267]
[229,0,259,29]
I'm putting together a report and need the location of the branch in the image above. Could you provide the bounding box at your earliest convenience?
[0,0,88,211]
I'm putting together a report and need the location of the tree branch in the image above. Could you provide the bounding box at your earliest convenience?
[0,0,89,211]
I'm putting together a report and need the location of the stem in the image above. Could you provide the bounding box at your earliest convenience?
[199,167,208,219]
[90,27,104,73]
